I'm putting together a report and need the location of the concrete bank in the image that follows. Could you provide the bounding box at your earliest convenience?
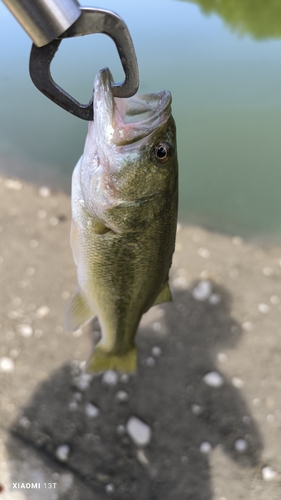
[0,176,280,499]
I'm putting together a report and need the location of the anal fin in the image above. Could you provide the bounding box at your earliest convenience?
[64,288,95,332]
[152,281,172,307]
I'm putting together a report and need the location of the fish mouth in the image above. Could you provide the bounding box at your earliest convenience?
[94,68,172,145]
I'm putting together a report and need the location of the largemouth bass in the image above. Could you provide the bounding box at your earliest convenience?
[65,68,178,373]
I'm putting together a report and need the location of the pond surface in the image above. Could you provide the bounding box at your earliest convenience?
[1,0,281,242]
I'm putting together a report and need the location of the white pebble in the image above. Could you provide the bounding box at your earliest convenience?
[270,295,280,305]
[73,372,92,391]
[258,303,269,314]
[192,280,212,301]
[49,217,59,226]
[191,404,202,415]
[18,324,33,338]
[55,445,70,462]
[232,377,244,389]
[18,279,29,288]
[152,321,162,332]
[217,352,228,363]
[116,391,129,402]
[36,306,50,318]
[9,349,19,358]
[8,310,22,319]
[262,267,273,277]
[68,400,78,411]
[126,417,151,446]
[0,357,15,373]
[266,414,275,423]
[29,239,39,248]
[209,293,221,305]
[19,416,31,429]
[26,267,35,276]
[102,370,118,386]
[200,441,212,453]
[232,236,243,246]
[229,269,239,279]
[4,179,22,190]
[198,248,210,259]
[12,297,22,306]
[242,321,253,331]
[235,439,248,452]
[120,373,129,383]
[137,449,149,465]
[145,357,155,367]
[5,331,15,340]
[262,466,277,481]
[105,483,114,494]
[59,473,74,493]
[253,398,261,406]
[152,346,162,357]
[85,403,99,418]
[117,424,126,435]
[173,276,188,289]
[39,186,50,197]
[192,232,201,242]
[73,392,82,401]
[203,371,224,388]
[37,209,47,219]
[200,270,211,279]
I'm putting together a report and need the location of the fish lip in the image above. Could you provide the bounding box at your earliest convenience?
[94,68,172,143]
[115,89,172,126]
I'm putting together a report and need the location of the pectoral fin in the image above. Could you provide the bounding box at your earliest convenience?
[153,281,172,306]
[64,288,95,332]
[92,217,110,235]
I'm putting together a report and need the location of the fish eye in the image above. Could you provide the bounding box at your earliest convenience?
[151,142,172,165]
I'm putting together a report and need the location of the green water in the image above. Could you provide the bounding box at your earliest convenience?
[1,0,281,241]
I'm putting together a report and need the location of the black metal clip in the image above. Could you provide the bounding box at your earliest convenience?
[29,7,139,121]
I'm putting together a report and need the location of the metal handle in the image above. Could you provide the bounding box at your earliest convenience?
[2,0,81,47]
[29,7,139,120]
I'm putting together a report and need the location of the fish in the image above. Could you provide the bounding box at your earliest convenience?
[64,67,178,373]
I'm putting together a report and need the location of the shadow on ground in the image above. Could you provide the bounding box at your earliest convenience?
[8,281,263,499]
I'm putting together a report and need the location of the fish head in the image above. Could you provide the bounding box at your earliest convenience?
[80,68,178,230]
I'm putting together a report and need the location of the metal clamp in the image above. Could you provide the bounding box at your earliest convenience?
[29,7,139,120]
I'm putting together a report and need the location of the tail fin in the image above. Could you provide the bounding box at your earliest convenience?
[86,345,137,373]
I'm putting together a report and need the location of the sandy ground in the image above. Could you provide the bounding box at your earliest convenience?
[0,176,281,500]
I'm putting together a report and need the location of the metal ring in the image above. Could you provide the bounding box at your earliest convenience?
[29,7,139,120]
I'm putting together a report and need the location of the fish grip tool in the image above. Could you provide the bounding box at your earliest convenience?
[29,7,139,120]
